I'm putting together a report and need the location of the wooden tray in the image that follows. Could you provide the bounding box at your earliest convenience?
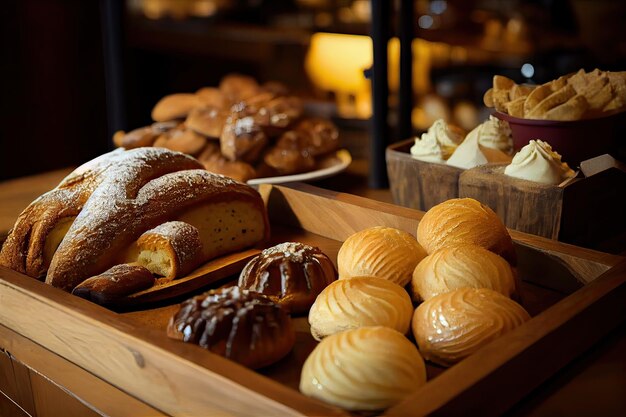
[1,183,625,416]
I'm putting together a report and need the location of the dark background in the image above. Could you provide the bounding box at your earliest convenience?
[1,0,625,180]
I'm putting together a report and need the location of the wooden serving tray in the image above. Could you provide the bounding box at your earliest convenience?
[1,183,625,416]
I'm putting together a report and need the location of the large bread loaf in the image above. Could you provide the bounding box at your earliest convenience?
[0,147,269,292]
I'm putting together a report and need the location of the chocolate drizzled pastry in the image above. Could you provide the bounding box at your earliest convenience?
[238,242,337,314]
[167,287,295,369]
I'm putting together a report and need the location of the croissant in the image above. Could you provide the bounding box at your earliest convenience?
[0,148,269,292]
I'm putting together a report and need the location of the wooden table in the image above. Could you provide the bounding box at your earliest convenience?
[0,167,624,417]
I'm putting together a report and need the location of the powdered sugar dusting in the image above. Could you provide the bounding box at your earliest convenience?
[46,147,263,291]
[261,242,315,263]
[141,221,200,265]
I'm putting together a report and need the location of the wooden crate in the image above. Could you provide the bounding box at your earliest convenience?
[459,161,626,251]
[1,184,625,416]
[386,139,463,211]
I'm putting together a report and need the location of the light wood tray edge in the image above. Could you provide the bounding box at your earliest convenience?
[1,183,624,417]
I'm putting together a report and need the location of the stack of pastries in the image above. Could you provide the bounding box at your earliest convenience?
[113,74,341,182]
[298,198,531,411]
[484,69,626,120]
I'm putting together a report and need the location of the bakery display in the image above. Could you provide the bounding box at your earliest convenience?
[308,276,413,340]
[300,326,427,410]
[411,244,516,302]
[0,147,269,294]
[112,74,342,182]
[484,69,626,120]
[136,221,203,281]
[237,242,336,314]
[167,286,295,369]
[416,198,515,264]
[337,226,427,286]
[412,288,530,366]
[71,264,155,305]
[504,140,575,185]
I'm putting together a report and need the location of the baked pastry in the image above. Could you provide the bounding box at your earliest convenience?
[220,114,268,162]
[483,70,626,120]
[411,244,516,302]
[71,264,155,305]
[412,288,530,366]
[219,74,260,102]
[238,242,336,314]
[0,147,269,291]
[337,226,427,286]
[262,96,303,130]
[195,87,228,109]
[308,276,413,340]
[186,106,228,138]
[263,131,316,175]
[136,221,202,281]
[152,93,202,122]
[154,127,207,156]
[416,198,515,264]
[0,148,161,279]
[113,121,178,149]
[294,118,340,156]
[197,142,257,182]
[167,286,295,369]
[300,326,426,411]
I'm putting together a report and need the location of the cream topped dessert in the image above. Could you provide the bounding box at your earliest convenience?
[410,119,464,163]
[504,140,575,185]
[478,115,513,154]
[446,118,512,169]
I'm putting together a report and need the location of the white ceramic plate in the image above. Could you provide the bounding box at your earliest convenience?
[247,149,352,185]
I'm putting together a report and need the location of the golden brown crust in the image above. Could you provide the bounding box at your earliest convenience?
[263,131,316,175]
[71,264,155,305]
[0,147,269,292]
[113,122,178,149]
[186,106,228,138]
[219,74,260,102]
[416,198,515,264]
[0,148,200,278]
[337,226,427,286]
[197,142,257,182]
[410,244,516,302]
[152,93,202,122]
[155,127,207,156]
[45,155,269,291]
[412,288,530,366]
[168,286,295,369]
[137,221,203,280]
[220,113,268,162]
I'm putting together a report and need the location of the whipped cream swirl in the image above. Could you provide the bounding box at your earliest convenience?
[410,119,464,163]
[447,118,512,169]
[478,115,513,154]
[504,140,575,185]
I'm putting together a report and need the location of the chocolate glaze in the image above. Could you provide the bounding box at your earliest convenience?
[168,286,294,369]
[238,242,337,315]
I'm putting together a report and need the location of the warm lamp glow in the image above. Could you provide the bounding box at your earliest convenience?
[305,33,373,118]
[305,32,466,120]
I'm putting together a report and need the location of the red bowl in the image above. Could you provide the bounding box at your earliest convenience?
[493,110,626,167]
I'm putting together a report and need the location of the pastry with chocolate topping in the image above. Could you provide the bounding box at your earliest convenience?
[238,242,337,314]
[167,286,295,369]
